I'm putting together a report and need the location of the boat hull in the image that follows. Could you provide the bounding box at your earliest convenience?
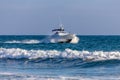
[45,34,79,43]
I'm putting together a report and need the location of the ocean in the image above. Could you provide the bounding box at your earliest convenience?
[0,35,120,80]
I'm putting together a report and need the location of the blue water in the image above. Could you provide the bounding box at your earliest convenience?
[0,35,120,80]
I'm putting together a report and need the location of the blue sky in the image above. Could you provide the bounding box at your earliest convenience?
[0,0,120,35]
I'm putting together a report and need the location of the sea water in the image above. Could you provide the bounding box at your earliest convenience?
[0,35,120,80]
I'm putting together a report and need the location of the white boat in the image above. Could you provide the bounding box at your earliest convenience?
[43,24,79,43]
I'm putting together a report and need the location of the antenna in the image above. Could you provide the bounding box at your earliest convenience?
[58,16,64,28]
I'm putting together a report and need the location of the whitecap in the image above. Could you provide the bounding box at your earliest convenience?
[0,48,120,61]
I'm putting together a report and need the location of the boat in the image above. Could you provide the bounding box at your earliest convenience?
[43,24,79,43]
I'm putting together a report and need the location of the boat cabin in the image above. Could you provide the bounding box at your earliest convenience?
[52,27,64,32]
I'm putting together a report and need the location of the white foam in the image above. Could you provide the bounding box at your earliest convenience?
[0,72,15,76]
[5,40,40,44]
[0,72,119,80]
[0,48,120,61]
[59,76,120,80]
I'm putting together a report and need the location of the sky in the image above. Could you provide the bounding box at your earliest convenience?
[0,0,120,35]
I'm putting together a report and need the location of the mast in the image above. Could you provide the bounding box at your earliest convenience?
[52,17,65,32]
[59,16,64,30]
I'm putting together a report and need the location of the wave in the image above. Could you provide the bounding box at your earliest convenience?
[4,40,40,44]
[0,72,120,80]
[0,48,120,61]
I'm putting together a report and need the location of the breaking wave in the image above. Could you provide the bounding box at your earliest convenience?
[0,48,120,61]
[4,40,40,44]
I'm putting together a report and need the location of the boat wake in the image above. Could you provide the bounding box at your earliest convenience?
[4,37,79,44]
[4,40,41,44]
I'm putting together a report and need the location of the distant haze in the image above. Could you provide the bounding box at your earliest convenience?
[0,0,120,35]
